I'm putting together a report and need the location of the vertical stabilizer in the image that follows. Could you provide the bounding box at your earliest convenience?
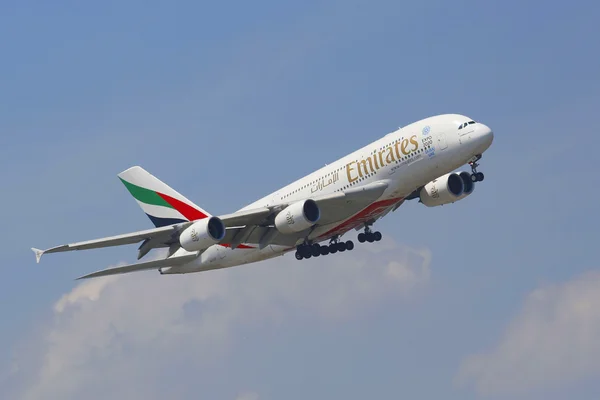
[118,166,210,227]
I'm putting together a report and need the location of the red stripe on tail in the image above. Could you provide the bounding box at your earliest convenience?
[157,193,208,221]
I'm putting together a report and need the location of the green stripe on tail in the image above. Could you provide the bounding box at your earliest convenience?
[119,178,173,208]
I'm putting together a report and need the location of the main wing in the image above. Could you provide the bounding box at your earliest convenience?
[31,223,192,263]
[32,180,389,263]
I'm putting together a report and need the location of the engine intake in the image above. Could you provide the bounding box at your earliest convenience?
[419,172,465,207]
[275,199,320,234]
[455,171,475,200]
[179,216,226,252]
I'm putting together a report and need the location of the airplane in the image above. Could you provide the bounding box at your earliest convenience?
[32,114,494,280]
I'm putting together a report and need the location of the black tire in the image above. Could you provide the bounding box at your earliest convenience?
[295,252,303,260]
[476,172,484,182]
[471,173,477,182]
[312,244,321,257]
[320,246,330,256]
[374,231,382,241]
[301,246,311,258]
[329,245,338,254]
[338,242,346,252]
[366,233,375,243]
[358,233,366,243]
[346,240,354,250]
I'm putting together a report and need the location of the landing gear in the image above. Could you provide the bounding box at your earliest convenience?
[294,237,355,260]
[358,226,382,244]
[469,155,485,183]
[311,244,321,257]
[295,242,313,260]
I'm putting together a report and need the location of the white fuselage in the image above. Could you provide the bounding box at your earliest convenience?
[167,114,494,274]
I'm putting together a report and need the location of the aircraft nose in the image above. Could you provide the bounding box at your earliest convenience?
[477,123,494,151]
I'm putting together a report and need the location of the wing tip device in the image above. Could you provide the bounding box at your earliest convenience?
[31,248,44,264]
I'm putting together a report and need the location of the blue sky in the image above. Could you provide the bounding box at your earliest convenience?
[1,0,599,399]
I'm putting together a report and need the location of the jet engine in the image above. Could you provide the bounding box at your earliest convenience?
[419,171,474,207]
[179,216,226,252]
[275,199,321,234]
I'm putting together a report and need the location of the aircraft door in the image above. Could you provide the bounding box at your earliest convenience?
[437,132,448,150]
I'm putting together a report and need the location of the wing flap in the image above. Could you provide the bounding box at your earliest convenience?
[76,252,198,280]
[218,207,272,227]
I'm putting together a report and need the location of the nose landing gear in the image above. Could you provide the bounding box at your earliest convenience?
[469,155,485,182]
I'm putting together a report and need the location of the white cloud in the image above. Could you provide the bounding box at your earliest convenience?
[54,274,119,313]
[456,270,600,396]
[5,241,430,400]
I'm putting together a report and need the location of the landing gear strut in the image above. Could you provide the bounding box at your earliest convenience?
[469,155,485,183]
[357,225,382,243]
[294,237,355,260]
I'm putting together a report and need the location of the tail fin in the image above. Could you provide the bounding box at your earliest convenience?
[118,166,211,227]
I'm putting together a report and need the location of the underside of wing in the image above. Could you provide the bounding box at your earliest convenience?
[76,252,198,280]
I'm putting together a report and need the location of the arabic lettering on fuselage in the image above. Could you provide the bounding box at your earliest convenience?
[310,170,340,193]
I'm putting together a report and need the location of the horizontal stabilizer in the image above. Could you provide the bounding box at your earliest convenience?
[76,253,198,280]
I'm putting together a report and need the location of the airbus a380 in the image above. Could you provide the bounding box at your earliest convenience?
[32,114,494,280]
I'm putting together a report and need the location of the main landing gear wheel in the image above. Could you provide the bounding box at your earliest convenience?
[294,239,355,260]
[469,155,485,183]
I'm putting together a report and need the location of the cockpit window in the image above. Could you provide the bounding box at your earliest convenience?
[458,121,476,129]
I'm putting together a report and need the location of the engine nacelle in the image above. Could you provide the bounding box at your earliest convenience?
[420,171,471,207]
[275,199,320,234]
[179,216,226,252]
